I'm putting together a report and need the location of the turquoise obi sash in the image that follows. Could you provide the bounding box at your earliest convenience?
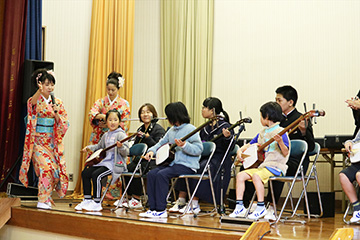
[36,118,55,133]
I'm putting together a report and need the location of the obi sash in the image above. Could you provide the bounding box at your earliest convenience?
[36,117,55,133]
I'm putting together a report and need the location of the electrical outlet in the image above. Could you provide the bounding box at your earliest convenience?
[69,173,73,182]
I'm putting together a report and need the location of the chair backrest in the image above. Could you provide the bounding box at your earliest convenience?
[289,139,308,176]
[289,139,308,159]
[230,144,239,157]
[308,142,320,159]
[201,142,216,157]
[129,143,147,157]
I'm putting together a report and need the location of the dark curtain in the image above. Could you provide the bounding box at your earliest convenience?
[20,0,43,187]
[0,0,28,191]
[25,0,42,60]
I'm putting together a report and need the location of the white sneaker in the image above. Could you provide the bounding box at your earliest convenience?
[169,199,186,213]
[248,207,267,220]
[179,205,201,214]
[37,202,51,210]
[229,206,246,218]
[264,206,276,221]
[82,201,103,212]
[128,198,143,209]
[150,210,168,218]
[75,199,92,211]
[114,198,128,207]
[350,210,360,223]
[139,210,154,218]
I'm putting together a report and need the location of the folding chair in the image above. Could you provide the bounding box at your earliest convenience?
[292,142,323,218]
[343,155,360,224]
[269,139,310,224]
[101,143,147,207]
[167,142,217,217]
[116,143,149,210]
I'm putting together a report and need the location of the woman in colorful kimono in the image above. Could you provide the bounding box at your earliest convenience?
[88,72,130,199]
[19,69,69,209]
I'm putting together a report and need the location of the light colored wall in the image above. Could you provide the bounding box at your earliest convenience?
[212,0,360,139]
[42,0,92,190]
[131,0,162,132]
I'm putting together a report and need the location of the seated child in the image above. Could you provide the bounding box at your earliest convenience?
[229,101,290,220]
[75,109,130,211]
[340,129,360,223]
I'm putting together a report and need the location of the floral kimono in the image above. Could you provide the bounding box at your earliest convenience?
[88,95,130,199]
[19,95,69,203]
[89,95,130,145]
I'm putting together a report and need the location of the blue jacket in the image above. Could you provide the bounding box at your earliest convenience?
[148,123,203,170]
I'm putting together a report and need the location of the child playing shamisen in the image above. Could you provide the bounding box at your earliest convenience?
[229,101,290,220]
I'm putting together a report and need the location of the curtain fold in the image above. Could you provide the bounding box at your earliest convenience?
[161,0,214,126]
[0,0,28,191]
[25,0,42,60]
[73,0,135,196]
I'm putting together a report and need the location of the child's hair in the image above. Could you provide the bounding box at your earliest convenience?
[106,71,123,89]
[202,97,230,123]
[276,85,298,107]
[138,103,158,122]
[260,102,283,122]
[165,102,190,125]
[106,109,122,123]
[32,68,56,88]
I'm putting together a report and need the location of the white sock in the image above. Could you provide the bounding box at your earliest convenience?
[178,197,186,204]
[191,199,199,207]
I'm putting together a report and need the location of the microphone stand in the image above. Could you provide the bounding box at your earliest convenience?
[216,124,245,215]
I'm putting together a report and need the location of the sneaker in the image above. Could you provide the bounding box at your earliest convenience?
[179,205,201,214]
[248,207,267,220]
[37,202,51,210]
[169,199,186,213]
[264,206,276,221]
[229,206,246,218]
[139,210,154,218]
[82,201,103,212]
[129,198,143,209]
[350,210,360,223]
[150,210,168,218]
[75,199,92,211]
[114,198,128,207]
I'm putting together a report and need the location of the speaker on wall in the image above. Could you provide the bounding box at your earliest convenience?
[23,59,54,104]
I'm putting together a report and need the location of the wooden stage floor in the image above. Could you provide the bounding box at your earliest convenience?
[6,200,360,240]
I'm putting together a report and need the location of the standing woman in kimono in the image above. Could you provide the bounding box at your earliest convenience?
[89,71,130,144]
[19,69,69,209]
[88,72,130,199]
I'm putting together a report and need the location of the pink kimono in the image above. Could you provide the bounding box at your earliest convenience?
[19,95,69,203]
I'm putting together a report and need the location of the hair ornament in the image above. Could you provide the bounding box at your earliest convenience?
[47,70,56,78]
[118,76,125,88]
[36,73,42,81]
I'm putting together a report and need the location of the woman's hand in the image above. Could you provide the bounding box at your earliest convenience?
[222,128,231,138]
[37,81,43,93]
[81,146,89,153]
[175,138,185,147]
[144,151,154,161]
[346,97,360,110]
[52,103,60,114]
[96,114,106,128]
[345,141,353,153]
